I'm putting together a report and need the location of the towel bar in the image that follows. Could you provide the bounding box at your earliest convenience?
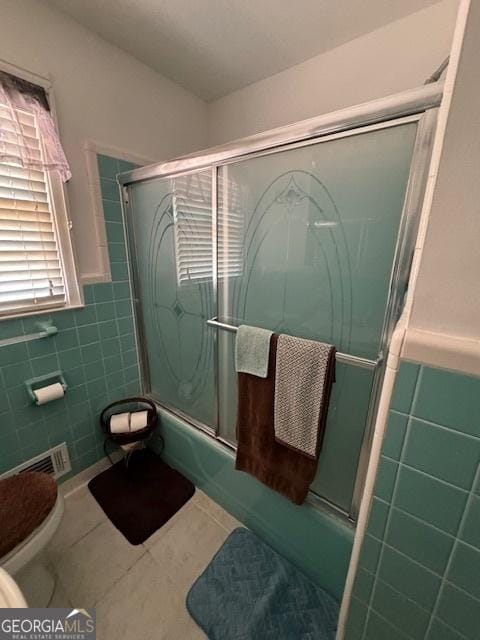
[0,323,58,349]
[206,317,380,370]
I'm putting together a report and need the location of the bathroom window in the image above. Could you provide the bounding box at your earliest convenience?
[173,171,243,285]
[0,69,80,318]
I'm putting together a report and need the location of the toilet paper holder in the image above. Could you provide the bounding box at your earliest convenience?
[25,371,68,404]
[100,397,158,445]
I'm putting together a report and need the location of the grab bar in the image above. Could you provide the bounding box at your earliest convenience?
[206,317,380,370]
[0,323,58,348]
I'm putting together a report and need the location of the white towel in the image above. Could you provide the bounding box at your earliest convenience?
[274,334,335,458]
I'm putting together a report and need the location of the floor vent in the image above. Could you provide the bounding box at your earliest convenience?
[0,443,71,480]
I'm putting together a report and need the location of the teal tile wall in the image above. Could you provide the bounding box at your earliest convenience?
[345,363,480,640]
[0,155,140,478]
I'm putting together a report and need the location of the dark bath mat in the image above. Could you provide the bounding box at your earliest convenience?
[187,527,339,640]
[88,448,195,545]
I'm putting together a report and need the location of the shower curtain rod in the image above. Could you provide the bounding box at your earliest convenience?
[206,317,379,370]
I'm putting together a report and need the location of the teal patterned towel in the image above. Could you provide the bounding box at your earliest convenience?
[186,528,339,640]
[235,325,273,378]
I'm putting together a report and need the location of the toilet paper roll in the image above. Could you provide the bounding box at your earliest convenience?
[130,410,148,432]
[33,382,64,405]
[110,412,130,434]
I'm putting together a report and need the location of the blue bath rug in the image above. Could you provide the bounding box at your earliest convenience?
[186,527,339,640]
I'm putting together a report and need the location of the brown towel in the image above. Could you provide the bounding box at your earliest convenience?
[235,334,335,505]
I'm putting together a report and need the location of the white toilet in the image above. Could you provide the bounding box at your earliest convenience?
[0,568,27,607]
[0,472,64,607]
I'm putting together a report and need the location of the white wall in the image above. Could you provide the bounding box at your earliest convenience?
[208,0,458,145]
[403,0,480,374]
[0,0,208,282]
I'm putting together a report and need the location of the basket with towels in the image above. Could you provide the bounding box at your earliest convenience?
[100,397,158,446]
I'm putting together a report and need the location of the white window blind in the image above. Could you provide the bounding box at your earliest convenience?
[0,103,66,315]
[173,171,244,285]
[217,173,244,282]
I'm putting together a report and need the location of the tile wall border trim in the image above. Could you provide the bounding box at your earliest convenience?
[403,328,480,379]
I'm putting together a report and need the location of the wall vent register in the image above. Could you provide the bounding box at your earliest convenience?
[0,442,71,480]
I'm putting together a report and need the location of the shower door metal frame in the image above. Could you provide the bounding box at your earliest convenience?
[119,83,441,523]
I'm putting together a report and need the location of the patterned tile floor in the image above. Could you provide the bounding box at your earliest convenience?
[46,483,241,639]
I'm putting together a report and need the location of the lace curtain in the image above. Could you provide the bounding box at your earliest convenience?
[0,71,71,182]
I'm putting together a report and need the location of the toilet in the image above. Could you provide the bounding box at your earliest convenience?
[0,472,64,607]
[0,568,27,607]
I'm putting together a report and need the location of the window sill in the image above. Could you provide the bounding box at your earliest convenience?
[0,302,86,323]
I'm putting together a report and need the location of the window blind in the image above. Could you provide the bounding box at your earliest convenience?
[0,103,66,315]
[173,171,243,285]
[217,173,244,281]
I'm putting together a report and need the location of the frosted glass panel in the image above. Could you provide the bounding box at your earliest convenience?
[126,121,419,513]
[129,170,215,427]
[217,123,417,509]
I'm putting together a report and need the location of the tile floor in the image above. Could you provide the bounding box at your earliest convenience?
[46,483,241,639]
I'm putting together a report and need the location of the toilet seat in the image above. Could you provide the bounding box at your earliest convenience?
[0,568,27,607]
[0,473,64,607]
[1,493,64,575]
[0,472,57,559]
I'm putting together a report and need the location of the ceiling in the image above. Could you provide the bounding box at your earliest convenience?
[46,0,442,101]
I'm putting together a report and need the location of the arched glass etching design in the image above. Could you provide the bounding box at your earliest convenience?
[131,171,215,427]
[217,167,359,508]
[217,122,418,508]
[231,170,353,353]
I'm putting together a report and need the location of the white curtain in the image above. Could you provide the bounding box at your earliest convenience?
[0,71,71,182]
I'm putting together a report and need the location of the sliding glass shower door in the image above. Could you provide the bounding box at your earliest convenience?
[129,170,216,428]
[123,110,430,517]
[216,122,418,510]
